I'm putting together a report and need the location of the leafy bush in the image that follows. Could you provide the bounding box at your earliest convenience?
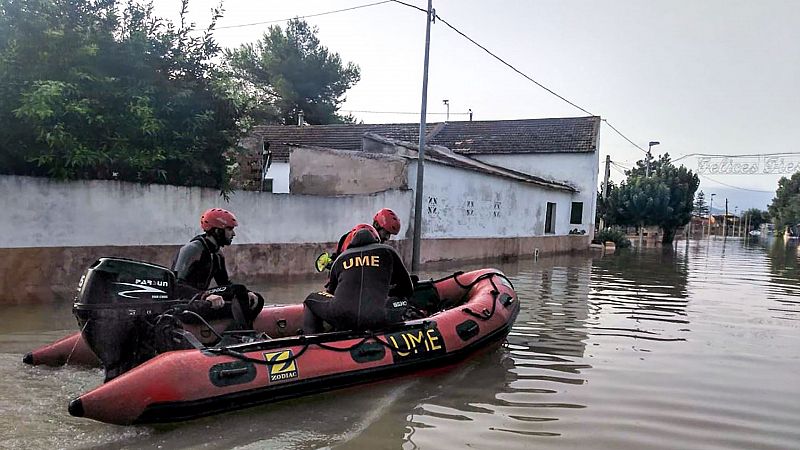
[596,228,631,248]
[0,0,239,189]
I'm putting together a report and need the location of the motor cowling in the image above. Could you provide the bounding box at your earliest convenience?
[73,257,179,382]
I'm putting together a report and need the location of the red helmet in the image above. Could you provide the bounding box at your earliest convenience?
[373,208,401,235]
[200,208,238,232]
[342,223,380,252]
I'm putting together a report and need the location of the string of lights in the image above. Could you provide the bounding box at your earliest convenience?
[673,152,800,163]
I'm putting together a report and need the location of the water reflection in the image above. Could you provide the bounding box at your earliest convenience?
[764,238,800,322]
[591,248,690,331]
[4,243,800,449]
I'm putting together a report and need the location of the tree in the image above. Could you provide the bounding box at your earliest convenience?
[595,181,616,226]
[603,176,671,228]
[224,18,360,125]
[0,0,242,189]
[693,190,709,216]
[603,153,699,243]
[742,208,769,231]
[768,172,800,229]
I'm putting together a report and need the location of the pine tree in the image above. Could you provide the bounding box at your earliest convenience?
[693,190,709,216]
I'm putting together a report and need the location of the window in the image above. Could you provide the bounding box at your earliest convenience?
[545,202,557,234]
[570,202,583,224]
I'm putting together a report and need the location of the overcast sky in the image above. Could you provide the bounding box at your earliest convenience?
[154,0,800,209]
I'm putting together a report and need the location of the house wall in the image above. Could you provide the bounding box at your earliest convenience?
[289,147,408,195]
[472,152,599,238]
[407,161,580,238]
[264,162,290,193]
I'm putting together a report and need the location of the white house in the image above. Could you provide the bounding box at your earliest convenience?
[244,116,601,257]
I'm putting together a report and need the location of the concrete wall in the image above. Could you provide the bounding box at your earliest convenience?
[0,175,412,248]
[289,147,408,195]
[0,173,591,304]
[473,152,599,239]
[408,161,585,238]
[0,175,418,303]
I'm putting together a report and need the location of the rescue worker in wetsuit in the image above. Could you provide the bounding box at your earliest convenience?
[318,208,403,272]
[171,208,264,340]
[303,224,414,333]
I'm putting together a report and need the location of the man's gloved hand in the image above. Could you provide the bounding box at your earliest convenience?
[205,294,225,309]
[247,291,258,309]
[315,252,334,272]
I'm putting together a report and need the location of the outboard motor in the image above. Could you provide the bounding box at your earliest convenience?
[73,257,180,382]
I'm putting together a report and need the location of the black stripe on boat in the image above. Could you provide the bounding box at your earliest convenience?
[134,321,515,424]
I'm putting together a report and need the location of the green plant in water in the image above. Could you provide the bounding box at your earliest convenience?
[596,228,631,248]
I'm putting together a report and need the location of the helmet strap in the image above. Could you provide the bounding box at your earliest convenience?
[208,228,231,247]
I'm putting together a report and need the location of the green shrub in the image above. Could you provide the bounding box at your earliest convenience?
[596,228,631,248]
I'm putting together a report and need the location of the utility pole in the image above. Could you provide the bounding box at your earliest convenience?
[744,214,750,242]
[646,141,660,178]
[442,99,449,122]
[411,0,433,274]
[599,155,611,230]
[739,212,743,237]
[708,193,716,237]
[640,141,660,249]
[724,198,728,238]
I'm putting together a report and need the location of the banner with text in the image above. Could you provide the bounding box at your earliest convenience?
[698,155,800,175]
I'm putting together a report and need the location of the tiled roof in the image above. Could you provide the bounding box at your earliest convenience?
[414,146,577,192]
[251,116,600,162]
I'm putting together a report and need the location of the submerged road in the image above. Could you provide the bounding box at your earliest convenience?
[2,237,799,449]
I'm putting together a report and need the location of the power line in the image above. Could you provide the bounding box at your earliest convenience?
[341,109,470,115]
[699,174,775,193]
[611,161,631,170]
[210,0,653,158]
[216,1,393,30]
[390,1,650,155]
[390,0,427,14]
[610,165,627,176]
[602,120,648,153]
[431,11,594,117]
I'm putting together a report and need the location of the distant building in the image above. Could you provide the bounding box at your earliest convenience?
[236,116,601,248]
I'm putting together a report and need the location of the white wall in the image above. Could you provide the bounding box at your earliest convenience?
[407,162,579,239]
[264,162,290,193]
[0,176,412,248]
[472,152,599,235]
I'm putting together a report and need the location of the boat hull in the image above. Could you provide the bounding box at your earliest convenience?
[67,269,519,425]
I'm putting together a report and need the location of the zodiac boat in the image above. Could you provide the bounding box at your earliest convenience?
[25,258,519,425]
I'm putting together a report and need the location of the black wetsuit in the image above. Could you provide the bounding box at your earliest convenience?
[171,234,262,327]
[304,230,413,333]
[173,235,230,297]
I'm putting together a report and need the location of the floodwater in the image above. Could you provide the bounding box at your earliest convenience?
[2,237,800,449]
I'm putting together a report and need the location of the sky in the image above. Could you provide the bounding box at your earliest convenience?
[153,0,800,210]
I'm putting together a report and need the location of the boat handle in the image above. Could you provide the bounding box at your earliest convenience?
[219,367,250,378]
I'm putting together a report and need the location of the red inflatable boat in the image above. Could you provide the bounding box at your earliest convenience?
[60,268,518,425]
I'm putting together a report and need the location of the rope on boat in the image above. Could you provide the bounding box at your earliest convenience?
[461,275,501,321]
[207,330,407,366]
[206,271,516,365]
